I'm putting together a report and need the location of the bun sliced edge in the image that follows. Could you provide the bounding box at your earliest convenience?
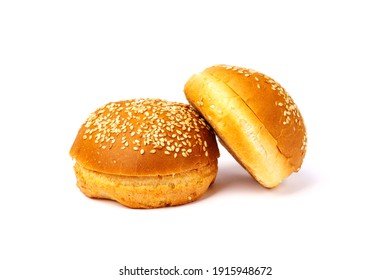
[184,65,307,188]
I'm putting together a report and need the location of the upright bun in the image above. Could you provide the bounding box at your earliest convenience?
[184,64,307,188]
[70,98,219,208]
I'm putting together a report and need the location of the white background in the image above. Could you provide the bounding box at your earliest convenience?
[1,0,389,279]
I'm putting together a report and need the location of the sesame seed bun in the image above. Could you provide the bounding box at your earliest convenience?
[70,98,219,208]
[184,64,307,188]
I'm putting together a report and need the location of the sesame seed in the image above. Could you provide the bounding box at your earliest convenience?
[81,98,215,159]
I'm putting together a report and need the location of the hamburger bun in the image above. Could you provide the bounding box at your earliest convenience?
[184,64,307,188]
[70,98,219,208]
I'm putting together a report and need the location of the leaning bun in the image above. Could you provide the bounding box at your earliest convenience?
[184,64,307,188]
[70,98,219,208]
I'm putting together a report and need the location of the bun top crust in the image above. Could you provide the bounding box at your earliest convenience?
[70,99,219,176]
[184,64,307,187]
[202,65,307,170]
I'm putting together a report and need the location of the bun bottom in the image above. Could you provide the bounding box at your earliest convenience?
[73,162,218,209]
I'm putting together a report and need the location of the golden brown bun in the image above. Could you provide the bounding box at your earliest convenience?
[184,64,307,188]
[70,98,219,208]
